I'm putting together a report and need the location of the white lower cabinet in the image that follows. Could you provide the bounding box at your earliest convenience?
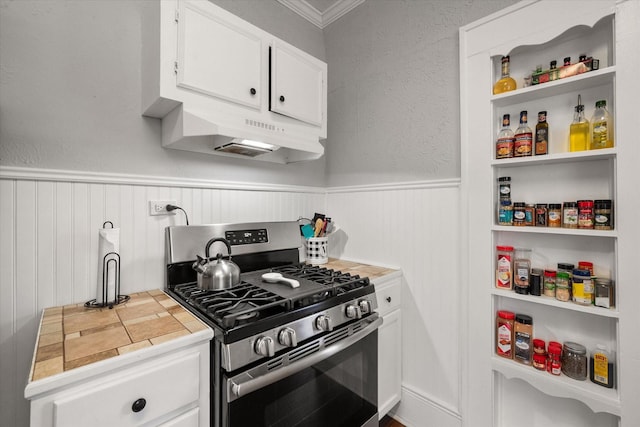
[28,342,210,427]
[374,274,402,418]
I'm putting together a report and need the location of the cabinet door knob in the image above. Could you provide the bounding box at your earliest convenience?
[131,398,147,413]
[250,88,257,95]
[279,95,285,102]
[386,296,392,303]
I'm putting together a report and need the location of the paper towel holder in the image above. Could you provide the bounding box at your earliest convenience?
[85,222,130,309]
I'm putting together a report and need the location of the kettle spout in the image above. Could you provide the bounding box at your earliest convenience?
[192,255,207,274]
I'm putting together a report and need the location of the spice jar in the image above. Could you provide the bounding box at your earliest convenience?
[558,263,574,299]
[535,204,547,227]
[533,353,547,370]
[496,310,515,359]
[514,314,533,365]
[562,341,587,380]
[530,268,542,296]
[514,248,532,295]
[547,343,562,375]
[578,261,594,277]
[543,270,556,297]
[548,203,562,227]
[594,199,613,230]
[578,200,594,229]
[498,177,511,200]
[572,268,594,305]
[555,272,571,302]
[590,344,615,388]
[533,338,546,355]
[498,200,513,226]
[496,246,514,290]
[563,202,578,228]
[595,278,615,308]
[524,204,535,226]
[513,202,526,226]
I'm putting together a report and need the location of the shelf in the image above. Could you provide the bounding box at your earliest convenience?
[491,67,616,108]
[491,148,616,168]
[492,356,621,416]
[491,225,617,238]
[491,289,619,318]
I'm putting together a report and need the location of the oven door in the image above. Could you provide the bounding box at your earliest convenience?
[223,315,381,427]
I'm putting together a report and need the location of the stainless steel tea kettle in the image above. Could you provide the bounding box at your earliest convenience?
[192,238,240,290]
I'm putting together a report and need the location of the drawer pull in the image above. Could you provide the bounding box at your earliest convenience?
[131,398,147,413]
[386,296,392,303]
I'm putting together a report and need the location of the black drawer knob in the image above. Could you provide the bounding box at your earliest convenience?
[279,95,285,102]
[132,398,147,413]
[386,296,392,303]
[250,88,257,95]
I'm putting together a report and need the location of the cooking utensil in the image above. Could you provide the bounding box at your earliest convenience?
[192,238,240,290]
[261,272,300,288]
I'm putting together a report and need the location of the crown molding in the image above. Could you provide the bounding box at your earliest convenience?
[277,0,365,29]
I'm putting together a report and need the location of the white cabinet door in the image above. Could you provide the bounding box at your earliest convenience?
[270,41,325,126]
[177,1,262,109]
[158,407,200,427]
[378,308,401,418]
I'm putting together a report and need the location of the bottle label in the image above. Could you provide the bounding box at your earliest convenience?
[497,323,512,356]
[514,331,531,363]
[572,279,593,304]
[535,127,548,155]
[496,254,512,288]
[496,137,514,158]
[498,207,513,225]
[514,132,533,156]
[592,120,609,148]
[563,208,578,226]
[593,352,609,385]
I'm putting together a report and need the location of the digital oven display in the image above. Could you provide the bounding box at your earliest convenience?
[225,229,268,245]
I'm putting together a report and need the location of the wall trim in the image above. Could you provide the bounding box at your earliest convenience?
[0,166,461,194]
[326,178,461,193]
[0,166,325,193]
[391,384,462,427]
[277,0,365,29]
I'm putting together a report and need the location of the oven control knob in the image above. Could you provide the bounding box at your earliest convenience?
[278,327,297,347]
[315,315,333,332]
[254,336,275,357]
[346,304,362,319]
[358,300,371,314]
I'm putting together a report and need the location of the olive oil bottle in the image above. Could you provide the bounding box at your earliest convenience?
[570,95,589,152]
[590,100,614,149]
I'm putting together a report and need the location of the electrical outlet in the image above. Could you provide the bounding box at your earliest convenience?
[149,200,177,216]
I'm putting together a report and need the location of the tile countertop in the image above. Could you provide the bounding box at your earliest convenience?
[321,258,400,281]
[27,290,212,386]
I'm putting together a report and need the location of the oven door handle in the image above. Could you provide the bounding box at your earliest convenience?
[227,315,382,402]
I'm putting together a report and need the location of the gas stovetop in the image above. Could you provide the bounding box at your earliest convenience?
[169,263,373,342]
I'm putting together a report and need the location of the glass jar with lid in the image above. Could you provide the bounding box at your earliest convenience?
[561,341,588,380]
[555,272,571,302]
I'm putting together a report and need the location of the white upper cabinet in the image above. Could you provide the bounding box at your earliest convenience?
[177,1,262,110]
[270,41,325,126]
[142,0,327,163]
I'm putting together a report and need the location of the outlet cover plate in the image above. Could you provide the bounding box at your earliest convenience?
[149,200,177,216]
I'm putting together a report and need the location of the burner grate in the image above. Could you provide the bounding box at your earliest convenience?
[176,282,288,328]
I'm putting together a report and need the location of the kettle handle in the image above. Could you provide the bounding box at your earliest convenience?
[205,238,232,259]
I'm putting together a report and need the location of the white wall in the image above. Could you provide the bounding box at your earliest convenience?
[327,181,462,426]
[322,0,519,187]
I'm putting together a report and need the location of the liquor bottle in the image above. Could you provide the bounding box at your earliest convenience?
[514,111,533,157]
[569,94,590,152]
[535,111,549,155]
[590,100,613,149]
[493,56,517,95]
[496,114,515,159]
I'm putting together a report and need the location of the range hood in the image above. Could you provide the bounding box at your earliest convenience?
[160,105,325,163]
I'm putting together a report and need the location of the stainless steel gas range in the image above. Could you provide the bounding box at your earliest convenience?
[165,221,381,427]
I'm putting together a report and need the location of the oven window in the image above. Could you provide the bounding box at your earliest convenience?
[224,331,377,427]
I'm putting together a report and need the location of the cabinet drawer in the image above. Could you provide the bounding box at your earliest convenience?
[375,278,401,316]
[53,352,201,427]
